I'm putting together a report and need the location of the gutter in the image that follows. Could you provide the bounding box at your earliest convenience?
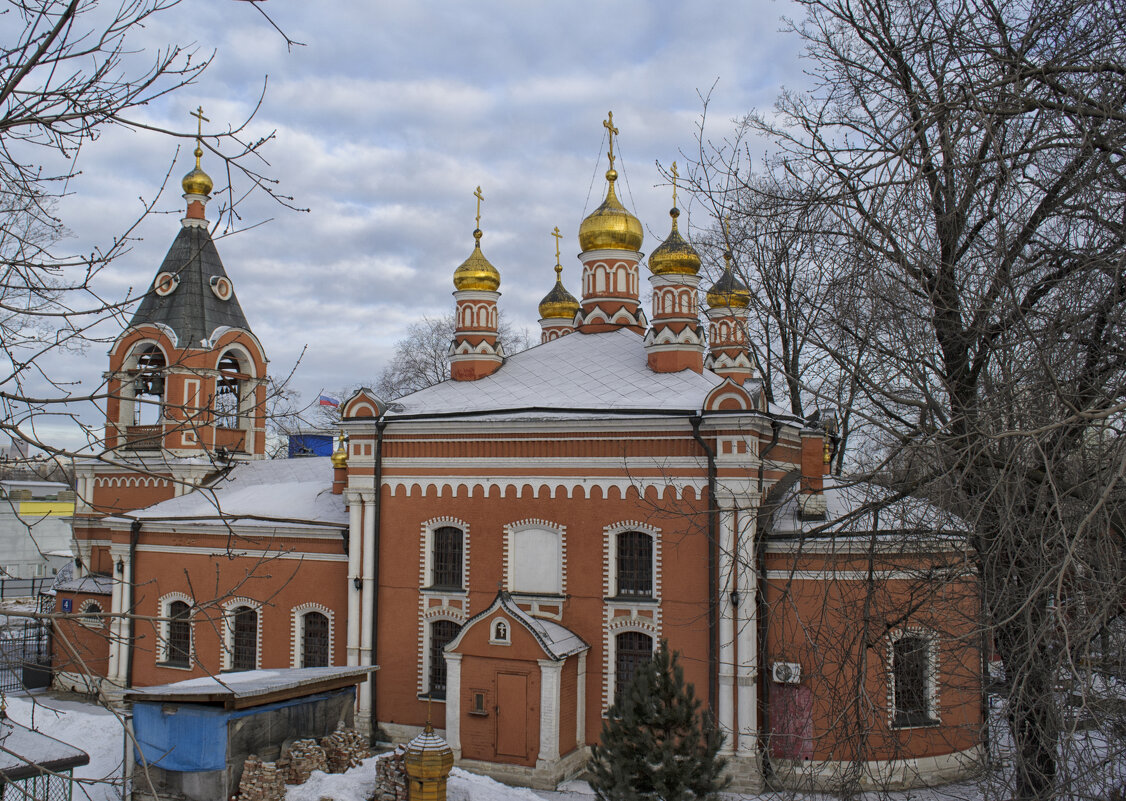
[368,417,387,741]
[689,414,719,714]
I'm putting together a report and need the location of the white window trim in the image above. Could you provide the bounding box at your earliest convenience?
[503,518,567,597]
[602,617,659,714]
[603,521,661,601]
[419,517,470,592]
[157,592,194,669]
[291,602,335,668]
[77,599,105,630]
[489,617,511,646]
[887,627,941,728]
[220,597,262,672]
[418,608,464,699]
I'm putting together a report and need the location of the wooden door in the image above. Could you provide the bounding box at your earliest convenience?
[495,672,528,758]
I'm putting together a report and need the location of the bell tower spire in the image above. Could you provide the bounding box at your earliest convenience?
[450,186,504,381]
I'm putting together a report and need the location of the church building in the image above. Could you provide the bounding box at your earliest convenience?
[55,117,984,792]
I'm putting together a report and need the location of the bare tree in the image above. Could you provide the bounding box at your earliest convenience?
[689,0,1126,798]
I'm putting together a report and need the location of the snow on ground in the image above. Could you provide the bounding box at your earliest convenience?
[3,691,127,801]
[285,759,548,801]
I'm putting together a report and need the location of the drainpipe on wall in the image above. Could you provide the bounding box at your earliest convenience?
[690,414,718,714]
[369,417,386,742]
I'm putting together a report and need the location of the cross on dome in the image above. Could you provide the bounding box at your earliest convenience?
[603,111,619,171]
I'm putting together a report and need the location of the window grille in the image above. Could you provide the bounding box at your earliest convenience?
[428,620,460,698]
[614,631,653,703]
[616,531,653,597]
[167,601,191,667]
[231,606,257,671]
[302,611,330,667]
[432,526,463,589]
[892,635,934,726]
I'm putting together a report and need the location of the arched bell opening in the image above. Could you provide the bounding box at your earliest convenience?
[119,343,167,449]
[213,348,255,453]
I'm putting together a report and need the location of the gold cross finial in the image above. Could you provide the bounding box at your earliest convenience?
[603,111,619,171]
[722,215,734,269]
[473,186,484,231]
[551,226,563,278]
[189,106,209,168]
[671,161,680,209]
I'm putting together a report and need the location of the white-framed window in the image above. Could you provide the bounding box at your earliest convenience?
[221,598,261,672]
[423,617,461,700]
[505,520,565,595]
[612,629,654,705]
[888,628,939,728]
[489,618,510,646]
[604,521,660,600]
[291,603,335,668]
[78,599,105,629]
[158,592,194,668]
[420,517,469,592]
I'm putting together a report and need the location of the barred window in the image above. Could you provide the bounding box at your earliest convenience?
[428,620,461,698]
[892,635,935,727]
[166,601,191,667]
[614,631,653,703]
[432,526,463,589]
[302,611,330,668]
[616,531,653,597]
[231,606,257,671]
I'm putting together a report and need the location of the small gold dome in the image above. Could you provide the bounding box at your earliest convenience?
[648,208,700,275]
[404,720,454,780]
[578,170,643,252]
[538,272,580,319]
[706,263,751,309]
[331,432,348,469]
[181,147,213,196]
[453,229,501,291]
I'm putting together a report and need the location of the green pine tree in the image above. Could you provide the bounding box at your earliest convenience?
[590,640,729,801]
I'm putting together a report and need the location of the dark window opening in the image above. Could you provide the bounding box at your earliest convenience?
[166,601,191,667]
[614,631,653,703]
[231,605,257,671]
[215,352,244,429]
[133,345,166,426]
[432,526,463,589]
[82,602,102,626]
[302,611,330,668]
[428,620,461,698]
[616,531,653,597]
[892,635,935,727]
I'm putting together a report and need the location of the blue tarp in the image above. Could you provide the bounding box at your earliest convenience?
[288,434,333,458]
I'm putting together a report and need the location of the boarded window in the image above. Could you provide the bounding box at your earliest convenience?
[167,601,191,667]
[302,611,330,667]
[510,528,561,594]
[432,526,463,589]
[616,531,652,597]
[231,606,257,671]
[892,635,934,726]
[428,620,460,698]
[614,631,653,703]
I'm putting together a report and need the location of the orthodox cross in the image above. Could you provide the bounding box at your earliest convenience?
[671,161,679,208]
[473,186,484,230]
[551,226,563,269]
[189,106,209,167]
[603,111,619,170]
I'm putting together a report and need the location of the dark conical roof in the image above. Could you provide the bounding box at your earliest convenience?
[130,225,251,348]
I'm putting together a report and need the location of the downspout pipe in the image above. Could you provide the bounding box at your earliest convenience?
[690,414,719,714]
[125,520,141,689]
[369,417,387,742]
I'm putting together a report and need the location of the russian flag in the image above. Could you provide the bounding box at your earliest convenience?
[318,394,340,408]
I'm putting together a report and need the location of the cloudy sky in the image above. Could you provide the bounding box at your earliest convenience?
[31,0,807,450]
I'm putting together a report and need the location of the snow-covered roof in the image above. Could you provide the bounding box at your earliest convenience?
[126,666,377,708]
[451,592,588,660]
[0,715,89,781]
[771,477,970,537]
[389,329,727,417]
[119,457,345,529]
[52,574,115,596]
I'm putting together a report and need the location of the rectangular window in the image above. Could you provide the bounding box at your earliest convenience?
[892,635,935,727]
[432,527,463,589]
[616,531,653,597]
[428,620,460,698]
[166,601,191,667]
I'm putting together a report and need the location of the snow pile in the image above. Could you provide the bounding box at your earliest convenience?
[284,758,550,801]
[4,692,126,801]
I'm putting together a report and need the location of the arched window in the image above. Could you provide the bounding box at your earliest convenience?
[891,633,937,727]
[166,601,191,667]
[80,601,103,628]
[616,531,653,597]
[428,620,461,699]
[615,631,653,702]
[231,605,258,671]
[215,351,244,429]
[302,611,330,668]
[431,526,463,589]
[492,620,508,643]
[133,345,166,426]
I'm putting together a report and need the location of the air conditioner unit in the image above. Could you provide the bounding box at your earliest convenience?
[771,661,802,684]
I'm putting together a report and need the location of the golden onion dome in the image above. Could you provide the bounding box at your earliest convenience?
[578,170,643,252]
[330,432,348,469]
[538,266,580,320]
[453,229,501,291]
[181,146,213,196]
[648,208,700,275]
[706,262,751,309]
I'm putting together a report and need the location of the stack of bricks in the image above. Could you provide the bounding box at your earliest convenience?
[279,739,329,785]
[372,745,409,801]
[321,726,370,773]
[236,755,286,801]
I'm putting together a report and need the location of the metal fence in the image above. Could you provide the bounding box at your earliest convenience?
[0,617,51,694]
[0,577,53,599]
